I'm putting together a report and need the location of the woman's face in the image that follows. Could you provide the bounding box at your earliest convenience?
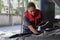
[28,7,36,15]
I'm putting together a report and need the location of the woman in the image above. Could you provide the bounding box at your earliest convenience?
[23,2,43,35]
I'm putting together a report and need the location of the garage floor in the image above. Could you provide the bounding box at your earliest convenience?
[0,25,60,40]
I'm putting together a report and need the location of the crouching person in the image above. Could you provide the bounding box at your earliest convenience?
[23,2,44,35]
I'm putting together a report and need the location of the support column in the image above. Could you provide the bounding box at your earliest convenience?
[41,0,44,11]
[9,0,12,26]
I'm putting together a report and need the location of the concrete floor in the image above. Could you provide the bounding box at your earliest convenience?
[0,25,60,40]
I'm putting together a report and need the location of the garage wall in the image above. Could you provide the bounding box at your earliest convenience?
[0,15,9,25]
[0,15,22,26]
[12,16,22,25]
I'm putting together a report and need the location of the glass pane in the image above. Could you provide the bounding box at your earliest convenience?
[0,0,25,15]
[55,4,60,19]
[0,0,9,14]
[10,0,25,15]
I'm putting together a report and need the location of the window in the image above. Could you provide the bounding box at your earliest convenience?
[0,0,9,14]
[55,4,60,19]
[10,0,25,15]
[0,0,25,15]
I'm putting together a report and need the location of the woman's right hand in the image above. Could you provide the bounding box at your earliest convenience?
[28,25,39,35]
[34,31,39,35]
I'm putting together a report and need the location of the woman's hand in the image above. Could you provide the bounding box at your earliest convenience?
[34,31,39,35]
[28,25,39,35]
[40,21,44,24]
